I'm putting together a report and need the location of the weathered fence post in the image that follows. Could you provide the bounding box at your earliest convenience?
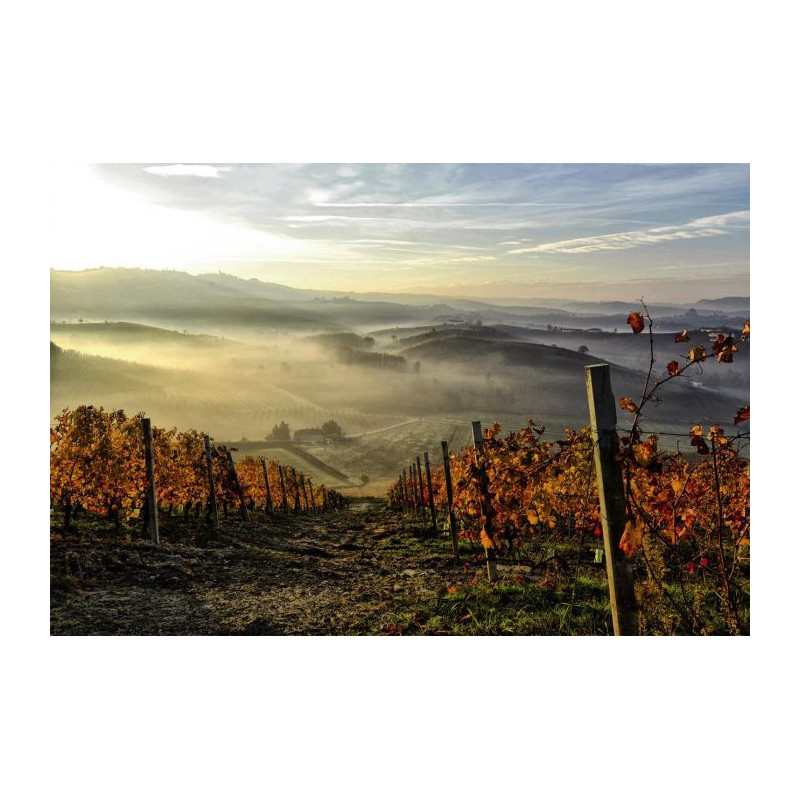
[227,451,249,522]
[415,455,424,511]
[277,465,290,513]
[472,421,498,581]
[142,418,160,545]
[300,472,311,513]
[260,457,273,514]
[423,451,438,536]
[441,440,459,560]
[308,478,317,512]
[585,364,639,636]
[290,467,302,513]
[203,434,220,530]
[409,464,418,511]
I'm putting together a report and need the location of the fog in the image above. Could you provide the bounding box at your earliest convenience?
[50,268,750,493]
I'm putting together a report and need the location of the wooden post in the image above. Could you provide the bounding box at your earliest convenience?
[472,421,498,581]
[227,451,249,522]
[423,451,438,535]
[278,465,289,513]
[415,455,424,512]
[409,464,418,510]
[141,418,160,545]
[290,467,302,513]
[308,478,317,512]
[323,486,329,511]
[260,457,273,514]
[441,440,459,559]
[203,434,220,530]
[300,472,311,513]
[586,364,639,636]
[401,468,409,511]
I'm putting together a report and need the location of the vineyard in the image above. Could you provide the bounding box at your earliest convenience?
[50,406,345,541]
[389,312,750,635]
[50,310,750,635]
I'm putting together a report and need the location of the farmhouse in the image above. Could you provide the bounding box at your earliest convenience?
[293,428,325,444]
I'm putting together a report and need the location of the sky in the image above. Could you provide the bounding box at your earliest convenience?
[51,163,749,303]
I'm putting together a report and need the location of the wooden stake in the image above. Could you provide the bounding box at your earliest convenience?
[308,478,317,512]
[441,441,460,560]
[290,467,302,513]
[300,472,311,513]
[472,421,497,581]
[203,434,220,530]
[141,418,160,545]
[278,464,290,513]
[586,364,639,636]
[423,451,438,535]
[227,451,250,522]
[260,457,273,513]
[415,455,424,512]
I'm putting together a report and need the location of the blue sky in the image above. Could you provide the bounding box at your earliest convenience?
[51,163,749,302]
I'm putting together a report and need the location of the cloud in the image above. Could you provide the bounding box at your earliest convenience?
[316,201,584,207]
[507,211,749,255]
[143,164,232,178]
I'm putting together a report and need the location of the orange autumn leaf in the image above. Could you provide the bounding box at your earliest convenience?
[688,345,707,362]
[480,528,496,550]
[674,328,690,343]
[620,518,644,557]
[627,311,645,334]
[734,405,750,425]
[742,320,750,336]
[619,396,638,414]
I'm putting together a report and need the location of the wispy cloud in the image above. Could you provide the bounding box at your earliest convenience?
[317,201,585,208]
[143,164,231,178]
[507,211,749,255]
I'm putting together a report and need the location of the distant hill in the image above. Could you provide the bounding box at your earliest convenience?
[695,296,750,311]
[396,328,744,427]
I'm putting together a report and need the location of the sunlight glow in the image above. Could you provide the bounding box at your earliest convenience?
[50,165,314,272]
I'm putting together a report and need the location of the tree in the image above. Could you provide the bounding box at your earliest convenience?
[578,345,589,354]
[267,421,291,441]
[321,420,343,438]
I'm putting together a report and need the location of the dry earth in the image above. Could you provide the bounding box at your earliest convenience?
[50,500,466,635]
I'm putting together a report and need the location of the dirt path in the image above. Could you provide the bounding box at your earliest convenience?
[50,500,464,635]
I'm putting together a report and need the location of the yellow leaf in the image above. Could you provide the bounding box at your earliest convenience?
[526,510,539,525]
[671,479,684,495]
[619,519,644,557]
[480,528,495,551]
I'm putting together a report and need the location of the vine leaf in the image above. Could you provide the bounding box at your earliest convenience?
[620,518,644,556]
[688,345,707,362]
[734,405,750,425]
[627,312,645,334]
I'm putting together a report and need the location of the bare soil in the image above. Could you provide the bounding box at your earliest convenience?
[50,500,465,635]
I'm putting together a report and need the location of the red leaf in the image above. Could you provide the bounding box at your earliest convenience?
[627,312,645,334]
[667,360,680,376]
[674,328,690,343]
[734,405,750,425]
[619,396,638,414]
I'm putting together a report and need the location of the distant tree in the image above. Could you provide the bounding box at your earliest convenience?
[578,345,589,354]
[267,421,291,441]
[321,420,343,438]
